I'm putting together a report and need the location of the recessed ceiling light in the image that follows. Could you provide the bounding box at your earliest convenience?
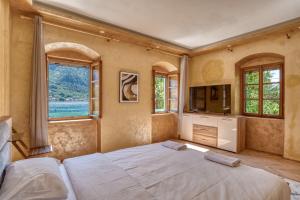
[99,30,105,34]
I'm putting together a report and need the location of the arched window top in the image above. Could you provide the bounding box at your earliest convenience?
[45,42,100,60]
[152,61,178,73]
[236,53,284,68]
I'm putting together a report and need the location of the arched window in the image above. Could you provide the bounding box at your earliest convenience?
[45,42,101,120]
[152,62,179,113]
[237,53,284,118]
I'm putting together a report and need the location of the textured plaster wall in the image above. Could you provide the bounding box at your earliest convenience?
[10,12,179,160]
[10,13,33,160]
[190,31,300,161]
[152,113,178,143]
[0,0,10,117]
[48,120,97,160]
[245,117,284,155]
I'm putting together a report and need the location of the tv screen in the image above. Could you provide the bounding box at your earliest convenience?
[189,84,231,114]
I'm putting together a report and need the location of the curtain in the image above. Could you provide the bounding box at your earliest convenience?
[30,16,48,148]
[178,55,188,136]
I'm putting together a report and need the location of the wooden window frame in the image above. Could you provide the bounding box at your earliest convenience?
[152,70,179,114]
[46,55,102,121]
[240,62,284,119]
[168,73,180,112]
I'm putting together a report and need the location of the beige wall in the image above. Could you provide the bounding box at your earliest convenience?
[0,0,10,117]
[245,117,284,155]
[48,120,97,160]
[10,11,33,160]
[189,31,300,161]
[152,113,178,143]
[10,11,179,159]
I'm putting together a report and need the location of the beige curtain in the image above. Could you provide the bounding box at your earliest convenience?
[30,16,48,148]
[178,55,188,135]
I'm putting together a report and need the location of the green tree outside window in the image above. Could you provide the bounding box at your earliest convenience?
[155,76,166,112]
[243,65,282,117]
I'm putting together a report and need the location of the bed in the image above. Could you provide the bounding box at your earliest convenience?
[0,117,291,200]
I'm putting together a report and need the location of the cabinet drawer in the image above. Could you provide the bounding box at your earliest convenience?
[193,124,217,137]
[193,134,217,147]
[192,115,218,127]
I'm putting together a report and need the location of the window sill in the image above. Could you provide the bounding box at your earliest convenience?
[48,118,97,124]
[242,114,284,120]
[152,112,178,116]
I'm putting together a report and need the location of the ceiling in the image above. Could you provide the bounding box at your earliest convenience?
[34,0,300,49]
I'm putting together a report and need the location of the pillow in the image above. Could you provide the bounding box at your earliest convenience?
[0,157,68,200]
[0,120,10,151]
[0,142,11,187]
[0,118,12,187]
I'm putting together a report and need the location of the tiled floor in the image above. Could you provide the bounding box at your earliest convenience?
[175,139,300,182]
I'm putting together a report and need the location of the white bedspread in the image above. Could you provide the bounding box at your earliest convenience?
[63,143,290,200]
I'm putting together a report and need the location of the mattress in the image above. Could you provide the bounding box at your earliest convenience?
[59,164,77,200]
[63,143,291,200]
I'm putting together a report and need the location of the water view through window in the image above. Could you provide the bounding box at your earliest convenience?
[48,63,90,118]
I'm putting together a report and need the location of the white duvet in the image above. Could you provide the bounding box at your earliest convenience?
[63,143,290,200]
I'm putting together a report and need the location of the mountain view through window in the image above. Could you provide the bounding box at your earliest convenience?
[48,63,90,118]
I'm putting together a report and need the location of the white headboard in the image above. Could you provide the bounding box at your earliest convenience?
[0,117,12,182]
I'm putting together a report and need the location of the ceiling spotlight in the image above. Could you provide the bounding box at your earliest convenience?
[99,30,105,34]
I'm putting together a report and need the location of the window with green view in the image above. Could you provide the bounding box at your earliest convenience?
[242,64,283,118]
[155,75,166,112]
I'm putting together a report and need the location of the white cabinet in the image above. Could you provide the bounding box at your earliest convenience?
[193,115,218,127]
[217,118,238,152]
[180,113,243,153]
[181,114,193,141]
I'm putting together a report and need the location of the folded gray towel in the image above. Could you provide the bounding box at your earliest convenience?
[161,141,187,151]
[204,151,240,167]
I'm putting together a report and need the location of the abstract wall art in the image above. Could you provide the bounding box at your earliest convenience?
[119,71,139,102]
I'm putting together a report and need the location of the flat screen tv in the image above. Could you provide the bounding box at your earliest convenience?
[189,84,231,114]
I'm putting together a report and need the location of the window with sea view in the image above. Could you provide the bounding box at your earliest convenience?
[48,62,90,119]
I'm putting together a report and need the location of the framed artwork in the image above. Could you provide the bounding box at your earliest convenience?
[210,86,218,100]
[119,71,139,103]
